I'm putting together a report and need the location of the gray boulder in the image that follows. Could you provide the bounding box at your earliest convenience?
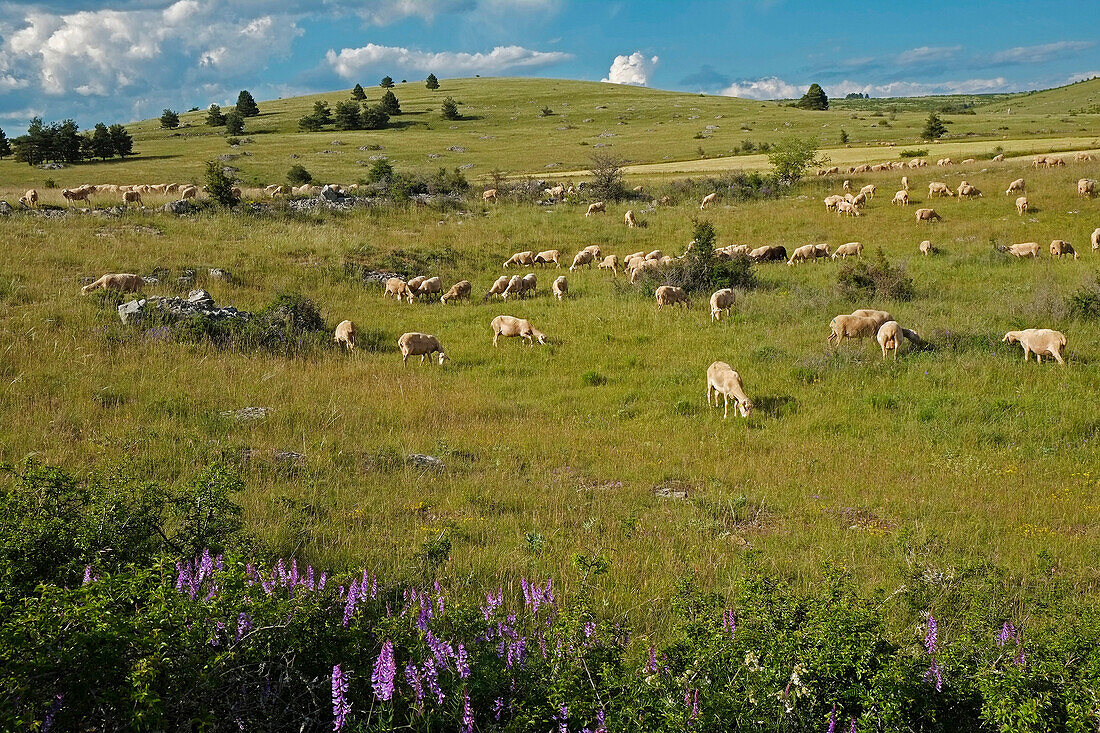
[117,289,250,325]
[407,453,444,469]
[319,184,347,202]
[0,201,12,216]
[161,199,194,215]
[208,268,234,282]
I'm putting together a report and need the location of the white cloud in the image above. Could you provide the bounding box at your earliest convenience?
[720,75,1017,100]
[894,46,962,66]
[602,51,658,86]
[991,41,1093,65]
[720,76,804,100]
[326,43,571,78]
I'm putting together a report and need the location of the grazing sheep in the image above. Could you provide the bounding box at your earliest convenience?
[813,244,831,260]
[18,189,38,208]
[1004,242,1041,258]
[961,158,976,164]
[440,280,472,304]
[81,273,145,294]
[928,182,954,197]
[655,285,689,310]
[843,180,852,192]
[705,361,753,419]
[598,254,619,275]
[123,190,142,206]
[180,186,199,199]
[484,275,511,300]
[533,249,561,267]
[832,242,864,259]
[1003,329,1066,365]
[500,274,524,300]
[334,320,356,351]
[585,201,606,216]
[628,258,661,283]
[859,184,876,199]
[1015,196,1029,215]
[398,332,447,366]
[384,277,409,300]
[503,251,536,268]
[570,250,596,270]
[483,188,498,201]
[409,276,443,302]
[644,249,663,261]
[850,309,894,330]
[406,276,427,297]
[700,192,717,209]
[1079,179,1095,198]
[491,315,547,346]
[828,314,879,345]
[877,321,901,360]
[919,239,934,256]
[787,244,817,266]
[625,209,638,228]
[1006,178,1025,195]
[1050,240,1079,259]
[851,192,868,208]
[992,153,1005,162]
[836,200,861,217]
[1074,152,1094,162]
[748,245,787,262]
[552,275,568,301]
[583,245,603,259]
[1092,228,1100,252]
[710,288,735,321]
[891,190,910,205]
[61,187,93,207]
[957,182,982,198]
[915,208,941,222]
[824,194,844,211]
[901,176,910,191]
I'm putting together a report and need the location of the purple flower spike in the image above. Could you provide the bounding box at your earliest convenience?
[343,580,359,628]
[828,704,836,733]
[331,664,350,732]
[849,716,857,733]
[371,640,396,702]
[462,689,474,733]
[924,616,938,655]
[405,662,424,708]
[456,643,470,678]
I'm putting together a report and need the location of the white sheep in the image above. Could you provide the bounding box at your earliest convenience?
[585,201,606,216]
[583,245,603,259]
[710,288,735,321]
[915,208,941,222]
[81,273,145,294]
[1005,242,1040,258]
[398,332,447,366]
[705,361,753,419]
[570,250,596,271]
[1049,240,1078,259]
[655,285,689,310]
[919,240,934,256]
[901,176,909,191]
[598,254,619,275]
[829,314,879,345]
[1079,179,1095,198]
[787,244,817,266]
[440,280,472,304]
[334,320,357,351]
[503,251,536,268]
[483,188,498,201]
[876,321,901,360]
[891,190,909,206]
[850,309,895,330]
[1092,228,1100,252]
[18,189,38,208]
[831,242,863,259]
[552,275,568,301]
[1015,196,1029,215]
[1006,178,1025,195]
[928,182,954,197]
[533,250,561,267]
[484,275,511,300]
[408,276,442,303]
[384,277,409,300]
[859,184,876,199]
[1003,329,1066,365]
[700,192,717,209]
[491,315,547,346]
[625,210,638,228]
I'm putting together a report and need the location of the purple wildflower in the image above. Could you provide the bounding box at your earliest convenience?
[998,622,1017,647]
[319,571,327,590]
[924,616,938,655]
[645,645,658,673]
[850,717,857,733]
[556,702,569,733]
[482,588,503,620]
[422,657,444,705]
[405,662,424,708]
[923,659,943,692]
[584,621,597,638]
[828,704,836,733]
[456,643,470,678]
[493,697,504,721]
[343,580,359,628]
[417,594,432,630]
[200,549,214,580]
[690,689,699,720]
[82,565,93,585]
[42,693,63,732]
[425,631,453,670]
[371,640,396,702]
[462,689,474,733]
[331,665,350,732]
[722,609,737,639]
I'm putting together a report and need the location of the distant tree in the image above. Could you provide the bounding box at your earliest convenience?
[587,152,625,202]
[922,112,947,140]
[366,158,394,183]
[206,104,226,126]
[224,111,245,135]
[55,120,83,163]
[440,96,461,121]
[287,164,312,185]
[90,123,115,160]
[425,73,440,90]
[0,128,10,160]
[204,160,239,206]
[333,100,362,130]
[839,129,849,144]
[108,124,134,158]
[298,115,323,132]
[351,83,367,100]
[380,76,394,88]
[796,83,829,110]
[380,90,401,116]
[360,104,390,130]
[160,109,180,129]
[235,90,260,117]
[766,136,826,183]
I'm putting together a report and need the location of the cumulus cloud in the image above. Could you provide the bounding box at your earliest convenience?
[720,75,1017,100]
[326,43,571,78]
[991,41,1094,65]
[602,51,658,86]
[720,76,804,100]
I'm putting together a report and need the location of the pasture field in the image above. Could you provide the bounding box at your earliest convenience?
[2,151,1099,634]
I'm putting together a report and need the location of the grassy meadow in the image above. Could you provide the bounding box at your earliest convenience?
[3,139,1100,633]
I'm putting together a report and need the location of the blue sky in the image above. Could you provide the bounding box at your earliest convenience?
[0,0,1097,128]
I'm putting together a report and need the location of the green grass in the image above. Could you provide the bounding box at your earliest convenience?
[2,153,1100,631]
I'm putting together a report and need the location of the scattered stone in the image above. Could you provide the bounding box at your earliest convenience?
[407,454,444,469]
[0,201,11,216]
[544,162,561,168]
[458,163,475,170]
[118,289,249,326]
[222,406,273,422]
[38,162,65,170]
[208,268,234,282]
[597,131,616,138]
[330,139,345,145]
[289,153,299,159]
[320,184,348,202]
[274,450,305,464]
[427,153,442,159]
[654,480,692,500]
[160,199,194,215]
[447,146,466,153]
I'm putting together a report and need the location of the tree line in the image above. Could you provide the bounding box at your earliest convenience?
[3,118,133,166]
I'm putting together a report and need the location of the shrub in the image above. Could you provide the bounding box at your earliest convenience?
[922,112,947,140]
[640,221,756,294]
[366,158,394,184]
[1067,277,1100,320]
[287,164,312,186]
[360,103,390,130]
[425,73,440,90]
[205,104,226,127]
[351,83,367,100]
[203,160,238,207]
[767,136,826,183]
[380,90,401,116]
[899,148,928,158]
[837,248,915,301]
[796,82,829,110]
[159,109,180,129]
[224,110,244,135]
[587,152,626,202]
[581,371,607,387]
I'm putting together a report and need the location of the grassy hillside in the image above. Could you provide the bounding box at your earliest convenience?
[985,76,1100,115]
[2,77,1099,194]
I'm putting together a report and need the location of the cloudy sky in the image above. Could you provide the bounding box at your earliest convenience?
[0,0,1097,128]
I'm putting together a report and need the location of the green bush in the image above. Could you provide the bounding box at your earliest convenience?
[640,221,757,294]
[899,148,929,158]
[837,248,915,301]
[287,164,312,186]
[1067,278,1100,319]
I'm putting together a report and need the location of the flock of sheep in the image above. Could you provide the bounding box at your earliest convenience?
[14,181,357,210]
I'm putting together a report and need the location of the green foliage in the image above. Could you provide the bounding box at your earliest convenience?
[425,73,440,90]
[796,83,829,110]
[440,96,461,120]
[224,111,245,135]
[287,164,312,186]
[587,151,626,202]
[205,104,226,126]
[1067,278,1100,320]
[203,160,239,207]
[108,124,133,158]
[839,128,849,144]
[899,148,928,158]
[360,103,390,130]
[380,90,401,116]
[0,128,11,159]
[540,106,554,117]
[333,100,361,130]
[922,112,948,139]
[12,117,84,165]
[380,76,395,88]
[88,123,114,160]
[837,247,915,301]
[581,370,607,387]
[643,221,757,295]
[366,158,395,183]
[159,109,180,130]
[235,90,260,117]
[298,115,323,132]
[351,83,367,100]
[766,136,827,183]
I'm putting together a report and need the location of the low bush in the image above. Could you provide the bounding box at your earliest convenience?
[837,248,915,301]
[1067,277,1100,320]
[899,148,928,158]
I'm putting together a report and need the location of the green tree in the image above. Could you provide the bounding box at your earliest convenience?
[796,83,829,110]
[360,104,390,130]
[766,136,826,183]
[425,73,440,90]
[333,100,362,130]
[55,119,83,163]
[839,129,849,144]
[351,83,367,100]
[380,76,395,88]
[235,90,260,117]
[204,160,239,206]
[224,111,245,135]
[108,124,134,158]
[159,109,180,129]
[298,115,323,132]
[380,90,401,115]
[0,128,11,160]
[12,118,49,165]
[366,158,394,183]
[310,101,332,126]
[440,96,460,121]
[922,112,947,140]
[205,104,226,126]
[287,164,312,186]
[90,123,115,160]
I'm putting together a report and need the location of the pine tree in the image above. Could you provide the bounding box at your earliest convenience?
[298,116,323,132]
[425,73,440,90]
[0,128,11,160]
[839,129,849,144]
[796,83,828,110]
[333,100,362,130]
[235,90,260,117]
[108,124,134,158]
[380,76,394,88]
[380,90,401,116]
[310,101,332,126]
[204,160,239,206]
[922,112,947,140]
[440,96,460,121]
[90,123,115,160]
[351,84,367,100]
[206,104,226,126]
[56,120,83,163]
[360,104,390,130]
[225,111,245,135]
[160,109,180,129]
